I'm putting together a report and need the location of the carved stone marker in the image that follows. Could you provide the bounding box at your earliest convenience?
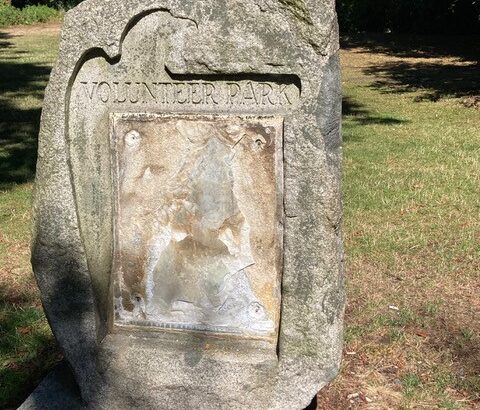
[30,0,344,408]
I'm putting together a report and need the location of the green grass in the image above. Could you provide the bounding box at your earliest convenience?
[402,372,422,398]
[0,184,61,408]
[0,24,60,408]
[0,25,58,190]
[1,25,480,409]
[0,306,58,406]
[318,35,480,409]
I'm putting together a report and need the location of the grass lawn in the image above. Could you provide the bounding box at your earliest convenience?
[0,25,479,409]
[318,35,480,409]
[0,24,61,409]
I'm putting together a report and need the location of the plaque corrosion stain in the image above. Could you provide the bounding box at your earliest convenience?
[111,113,283,338]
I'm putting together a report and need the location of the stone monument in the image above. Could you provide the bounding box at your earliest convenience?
[29,0,344,408]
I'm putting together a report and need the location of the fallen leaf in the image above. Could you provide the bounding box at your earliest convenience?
[17,326,31,335]
[414,328,429,338]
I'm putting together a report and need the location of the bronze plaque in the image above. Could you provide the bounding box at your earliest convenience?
[111,113,283,337]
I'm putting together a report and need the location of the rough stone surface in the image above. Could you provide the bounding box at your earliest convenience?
[31,0,344,408]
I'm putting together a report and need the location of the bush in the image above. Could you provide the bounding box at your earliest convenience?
[21,4,59,23]
[0,0,61,26]
[11,0,83,10]
[0,1,21,26]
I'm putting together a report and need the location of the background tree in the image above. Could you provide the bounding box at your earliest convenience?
[336,0,480,34]
[10,0,82,10]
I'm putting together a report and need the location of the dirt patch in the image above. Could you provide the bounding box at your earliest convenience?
[1,22,61,37]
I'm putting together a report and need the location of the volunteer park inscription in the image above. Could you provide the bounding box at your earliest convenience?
[80,80,296,106]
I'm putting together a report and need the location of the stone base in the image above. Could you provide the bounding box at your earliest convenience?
[19,357,320,409]
[19,361,84,410]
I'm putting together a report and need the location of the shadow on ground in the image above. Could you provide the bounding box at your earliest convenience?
[365,61,480,103]
[0,32,14,49]
[343,96,408,126]
[0,289,60,409]
[341,33,480,62]
[426,310,480,401]
[0,30,52,191]
[342,33,480,104]
[0,28,61,408]
[341,97,409,144]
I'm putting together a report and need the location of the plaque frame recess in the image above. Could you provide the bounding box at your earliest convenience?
[110,112,284,341]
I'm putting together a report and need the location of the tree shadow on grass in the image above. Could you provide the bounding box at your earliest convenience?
[341,33,480,63]
[342,33,480,105]
[343,96,408,125]
[425,311,480,403]
[0,30,58,403]
[0,32,15,49]
[0,296,61,409]
[0,31,52,191]
[365,60,480,103]
[342,96,409,143]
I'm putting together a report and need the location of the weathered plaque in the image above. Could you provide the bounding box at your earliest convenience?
[111,114,283,337]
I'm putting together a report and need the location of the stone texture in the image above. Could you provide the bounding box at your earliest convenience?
[31,0,344,408]
[18,361,84,410]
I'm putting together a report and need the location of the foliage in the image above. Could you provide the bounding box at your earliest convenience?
[10,0,82,10]
[0,1,21,26]
[20,4,59,23]
[336,0,480,34]
[0,1,61,26]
